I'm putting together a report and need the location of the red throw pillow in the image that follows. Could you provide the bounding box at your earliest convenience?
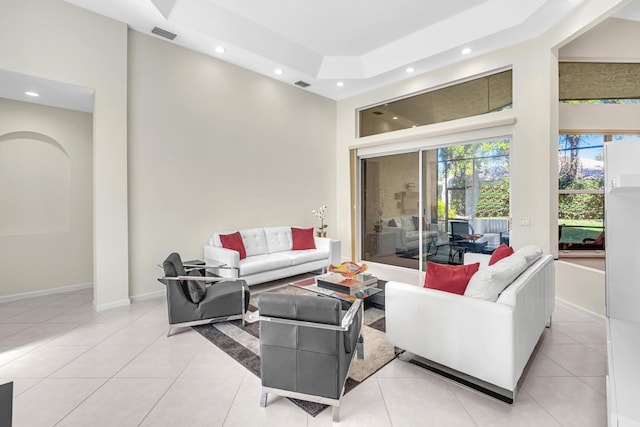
[291,227,316,250]
[219,231,247,260]
[489,243,514,265]
[424,261,480,295]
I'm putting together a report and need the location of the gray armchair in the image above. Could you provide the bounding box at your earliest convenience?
[158,252,250,336]
[257,293,364,422]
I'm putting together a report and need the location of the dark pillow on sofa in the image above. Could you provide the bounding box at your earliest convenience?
[185,270,207,303]
[424,261,480,295]
[220,231,247,259]
[489,243,514,265]
[412,216,429,231]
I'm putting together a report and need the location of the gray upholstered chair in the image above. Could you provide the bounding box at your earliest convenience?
[158,252,250,336]
[257,293,364,422]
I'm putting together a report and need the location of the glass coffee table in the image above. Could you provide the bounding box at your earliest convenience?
[290,273,385,306]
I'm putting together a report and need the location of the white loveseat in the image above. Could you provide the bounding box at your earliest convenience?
[203,227,341,286]
[385,246,554,402]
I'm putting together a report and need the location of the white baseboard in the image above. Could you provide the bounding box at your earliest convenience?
[130,290,164,302]
[556,297,606,323]
[93,298,131,312]
[0,282,93,304]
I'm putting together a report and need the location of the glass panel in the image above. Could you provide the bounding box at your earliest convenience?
[360,139,510,271]
[359,70,512,137]
[557,134,640,253]
[361,152,420,269]
[558,194,604,250]
[432,140,510,265]
[558,134,605,190]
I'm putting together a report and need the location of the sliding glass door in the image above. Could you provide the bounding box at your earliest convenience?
[360,138,510,271]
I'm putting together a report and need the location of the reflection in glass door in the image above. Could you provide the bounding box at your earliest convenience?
[360,138,510,271]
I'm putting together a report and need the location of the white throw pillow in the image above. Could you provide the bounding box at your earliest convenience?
[514,245,543,267]
[464,253,528,302]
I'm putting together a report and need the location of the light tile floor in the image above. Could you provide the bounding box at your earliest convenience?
[0,286,607,426]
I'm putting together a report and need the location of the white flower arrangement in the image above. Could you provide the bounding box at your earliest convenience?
[311,205,328,232]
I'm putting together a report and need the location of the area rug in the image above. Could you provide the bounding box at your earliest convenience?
[193,284,395,417]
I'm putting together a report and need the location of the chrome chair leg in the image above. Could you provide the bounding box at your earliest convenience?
[332,405,340,423]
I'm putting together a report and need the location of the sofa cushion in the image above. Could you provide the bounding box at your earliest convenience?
[239,253,291,276]
[489,244,514,265]
[291,227,316,250]
[264,227,293,253]
[278,249,329,266]
[424,261,480,295]
[464,253,528,301]
[514,245,543,267]
[220,232,247,260]
[239,228,269,257]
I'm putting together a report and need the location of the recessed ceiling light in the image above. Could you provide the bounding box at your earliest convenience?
[392,116,398,120]
[25,91,40,97]
[336,81,344,87]
[412,125,417,128]
[406,67,415,73]
[215,46,226,54]
[274,69,284,75]
[461,47,472,55]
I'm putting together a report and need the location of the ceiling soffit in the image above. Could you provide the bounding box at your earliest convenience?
[155,0,551,80]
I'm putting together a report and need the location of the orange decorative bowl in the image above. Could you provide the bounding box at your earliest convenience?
[329,262,368,279]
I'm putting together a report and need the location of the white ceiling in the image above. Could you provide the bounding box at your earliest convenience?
[64,0,589,100]
[3,0,640,112]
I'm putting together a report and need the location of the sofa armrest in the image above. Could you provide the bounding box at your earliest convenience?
[314,236,331,251]
[203,246,240,280]
[204,245,239,267]
[385,281,516,390]
[315,237,341,265]
[382,225,405,248]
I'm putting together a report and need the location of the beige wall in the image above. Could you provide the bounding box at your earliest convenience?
[127,31,337,298]
[0,99,92,296]
[0,0,128,309]
[556,261,606,316]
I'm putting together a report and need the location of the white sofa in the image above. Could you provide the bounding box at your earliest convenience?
[382,216,440,253]
[203,227,341,286]
[385,246,554,401]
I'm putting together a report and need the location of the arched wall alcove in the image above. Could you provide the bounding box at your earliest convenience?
[0,131,70,236]
[0,97,94,298]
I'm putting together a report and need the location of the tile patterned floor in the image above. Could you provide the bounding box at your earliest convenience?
[0,286,607,426]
